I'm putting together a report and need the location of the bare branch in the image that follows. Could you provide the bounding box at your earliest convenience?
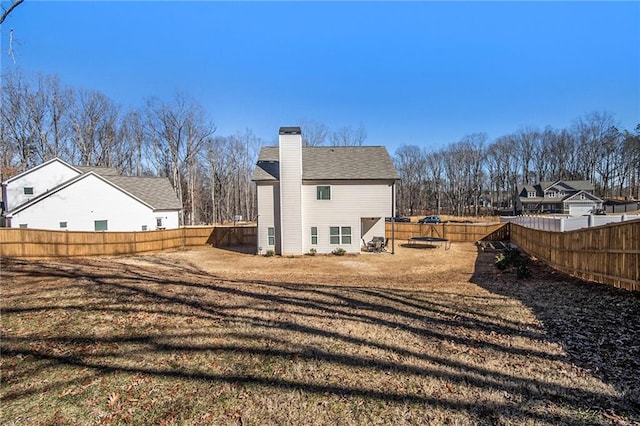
[0,0,24,25]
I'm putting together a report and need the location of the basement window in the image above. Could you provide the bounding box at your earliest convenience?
[94,220,108,231]
[19,224,27,228]
[59,222,67,229]
[24,187,34,195]
[317,186,331,200]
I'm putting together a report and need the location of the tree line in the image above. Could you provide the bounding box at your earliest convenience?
[2,71,638,224]
[394,115,640,217]
[0,71,369,225]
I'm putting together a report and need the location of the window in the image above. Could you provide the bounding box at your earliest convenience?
[19,224,27,228]
[142,225,148,231]
[329,226,351,245]
[156,218,164,228]
[24,187,34,195]
[267,227,275,246]
[547,191,556,198]
[528,191,536,198]
[59,222,67,229]
[317,186,331,200]
[580,193,586,200]
[94,220,108,231]
[311,227,318,245]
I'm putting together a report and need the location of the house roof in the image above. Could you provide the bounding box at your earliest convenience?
[75,165,120,176]
[541,180,594,191]
[252,146,400,182]
[106,176,182,210]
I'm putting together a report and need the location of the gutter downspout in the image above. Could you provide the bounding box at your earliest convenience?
[391,181,396,255]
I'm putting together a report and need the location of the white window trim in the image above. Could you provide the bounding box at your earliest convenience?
[329,226,352,245]
[267,227,275,246]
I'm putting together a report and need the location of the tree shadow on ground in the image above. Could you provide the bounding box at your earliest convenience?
[470,247,640,422]
[1,253,637,424]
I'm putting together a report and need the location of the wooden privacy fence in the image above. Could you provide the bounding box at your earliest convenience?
[207,226,257,249]
[386,222,503,242]
[510,219,640,292]
[0,226,257,258]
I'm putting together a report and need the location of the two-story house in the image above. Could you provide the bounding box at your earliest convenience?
[252,127,400,255]
[516,180,603,216]
[1,158,182,231]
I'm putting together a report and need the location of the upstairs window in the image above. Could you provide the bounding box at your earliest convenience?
[24,187,34,195]
[547,191,556,198]
[528,191,536,198]
[317,186,331,200]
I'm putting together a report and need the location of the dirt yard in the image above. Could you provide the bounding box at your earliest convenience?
[1,242,639,425]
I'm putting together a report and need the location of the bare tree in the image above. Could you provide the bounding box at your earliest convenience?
[145,93,215,225]
[330,124,367,146]
[297,119,328,147]
[394,145,426,216]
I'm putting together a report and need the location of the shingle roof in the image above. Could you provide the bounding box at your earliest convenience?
[541,180,594,191]
[105,176,182,210]
[75,165,120,176]
[252,146,400,182]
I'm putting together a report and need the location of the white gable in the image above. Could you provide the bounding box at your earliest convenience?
[3,158,80,211]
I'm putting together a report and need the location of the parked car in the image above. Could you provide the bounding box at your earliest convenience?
[418,215,441,224]
[385,216,411,223]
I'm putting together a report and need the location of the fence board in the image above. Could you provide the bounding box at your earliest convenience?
[0,225,261,258]
[510,219,640,292]
[385,222,503,242]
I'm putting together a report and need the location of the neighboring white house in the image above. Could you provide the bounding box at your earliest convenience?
[252,127,400,255]
[1,158,182,231]
[516,180,604,216]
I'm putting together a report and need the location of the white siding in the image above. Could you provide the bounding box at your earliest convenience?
[279,134,303,255]
[302,181,393,254]
[4,160,80,211]
[10,174,175,231]
[257,183,280,254]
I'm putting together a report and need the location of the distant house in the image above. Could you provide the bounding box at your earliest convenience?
[252,127,400,255]
[1,158,182,231]
[516,180,603,216]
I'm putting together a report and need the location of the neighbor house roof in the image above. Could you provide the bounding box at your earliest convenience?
[541,180,594,191]
[252,146,400,182]
[106,176,183,210]
[75,165,120,176]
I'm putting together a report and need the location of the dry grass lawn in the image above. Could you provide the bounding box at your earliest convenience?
[1,242,639,425]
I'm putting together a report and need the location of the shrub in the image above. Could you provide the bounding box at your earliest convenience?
[264,249,275,257]
[332,247,346,256]
[494,246,531,279]
[308,248,317,256]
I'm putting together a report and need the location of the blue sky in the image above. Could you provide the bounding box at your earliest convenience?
[1,1,638,153]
